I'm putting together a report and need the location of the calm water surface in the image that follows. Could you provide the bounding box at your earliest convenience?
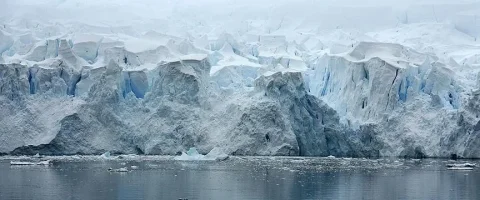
[0,156,479,200]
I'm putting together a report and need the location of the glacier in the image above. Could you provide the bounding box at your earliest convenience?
[1,0,480,158]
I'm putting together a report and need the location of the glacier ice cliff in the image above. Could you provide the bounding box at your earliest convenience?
[2,0,480,158]
[306,42,480,158]
[0,38,479,158]
[3,58,381,157]
[1,37,479,158]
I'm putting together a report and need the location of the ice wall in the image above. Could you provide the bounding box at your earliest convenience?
[1,0,480,158]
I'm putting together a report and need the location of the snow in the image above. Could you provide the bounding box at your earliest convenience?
[1,0,480,158]
[72,34,103,44]
[0,31,14,55]
[124,38,163,53]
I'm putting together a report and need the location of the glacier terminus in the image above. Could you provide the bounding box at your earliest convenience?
[1,0,480,159]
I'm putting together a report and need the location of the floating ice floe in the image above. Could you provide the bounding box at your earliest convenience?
[174,148,206,161]
[100,152,111,159]
[174,147,229,161]
[204,148,229,161]
[327,155,336,159]
[447,167,474,170]
[10,160,52,165]
[446,163,476,168]
[108,167,129,172]
[33,153,43,158]
[130,166,139,170]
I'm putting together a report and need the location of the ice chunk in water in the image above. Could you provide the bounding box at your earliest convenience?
[175,147,229,161]
[187,147,199,156]
[108,167,129,172]
[446,163,476,168]
[10,160,51,165]
[100,152,111,159]
[205,148,229,161]
[327,155,336,159]
[447,167,474,170]
[174,147,206,160]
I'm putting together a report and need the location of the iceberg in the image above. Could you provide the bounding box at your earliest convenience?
[100,152,111,159]
[174,148,229,161]
[174,148,206,161]
[205,148,229,161]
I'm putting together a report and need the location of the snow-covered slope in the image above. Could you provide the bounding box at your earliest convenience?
[1,0,480,158]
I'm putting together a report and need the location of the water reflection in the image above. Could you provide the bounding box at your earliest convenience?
[1,158,479,200]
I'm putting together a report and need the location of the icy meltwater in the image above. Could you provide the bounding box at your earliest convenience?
[1,156,479,200]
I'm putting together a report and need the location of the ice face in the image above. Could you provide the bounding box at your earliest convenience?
[174,147,206,161]
[2,0,480,158]
[0,31,14,56]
